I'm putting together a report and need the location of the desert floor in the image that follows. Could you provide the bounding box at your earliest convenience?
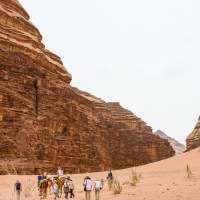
[0,148,200,200]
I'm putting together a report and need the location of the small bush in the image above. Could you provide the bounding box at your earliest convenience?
[112,179,122,194]
[186,164,192,178]
[2,161,36,198]
[129,168,141,186]
[22,177,36,198]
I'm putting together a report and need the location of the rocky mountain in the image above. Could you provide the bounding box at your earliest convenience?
[186,116,200,151]
[0,0,175,174]
[154,130,186,154]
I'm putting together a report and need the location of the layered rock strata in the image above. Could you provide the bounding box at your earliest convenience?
[154,130,186,155]
[0,0,175,174]
[0,0,72,84]
[186,116,200,151]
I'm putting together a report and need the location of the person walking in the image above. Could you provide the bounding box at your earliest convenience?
[107,170,113,179]
[107,170,113,190]
[37,174,42,187]
[83,174,92,200]
[94,178,101,200]
[100,178,104,190]
[14,180,22,200]
[63,180,69,199]
[69,179,75,198]
[53,181,59,200]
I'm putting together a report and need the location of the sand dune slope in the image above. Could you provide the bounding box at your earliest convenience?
[0,148,199,200]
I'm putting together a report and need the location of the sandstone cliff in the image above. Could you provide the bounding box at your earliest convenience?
[186,116,200,151]
[0,0,72,84]
[0,0,175,174]
[154,130,185,155]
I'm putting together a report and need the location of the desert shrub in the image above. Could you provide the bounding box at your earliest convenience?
[1,161,18,175]
[1,161,18,200]
[186,164,192,178]
[129,168,141,186]
[2,161,36,198]
[112,179,122,194]
[22,177,36,198]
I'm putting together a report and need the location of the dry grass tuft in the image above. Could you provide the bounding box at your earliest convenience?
[22,177,36,198]
[112,178,122,194]
[1,161,36,198]
[129,168,141,186]
[186,164,192,178]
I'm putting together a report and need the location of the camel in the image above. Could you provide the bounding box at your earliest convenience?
[53,177,65,198]
[39,179,48,198]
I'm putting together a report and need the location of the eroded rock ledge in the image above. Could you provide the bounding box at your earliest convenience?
[0,0,72,84]
[186,116,200,151]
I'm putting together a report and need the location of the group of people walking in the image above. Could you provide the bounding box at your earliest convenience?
[14,167,113,200]
[84,174,104,200]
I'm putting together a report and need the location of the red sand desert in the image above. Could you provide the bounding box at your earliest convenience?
[0,148,199,200]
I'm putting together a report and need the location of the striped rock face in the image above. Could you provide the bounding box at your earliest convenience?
[0,0,175,174]
[0,0,72,84]
[186,116,200,151]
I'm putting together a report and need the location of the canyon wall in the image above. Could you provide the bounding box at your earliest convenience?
[0,0,175,174]
[186,116,200,151]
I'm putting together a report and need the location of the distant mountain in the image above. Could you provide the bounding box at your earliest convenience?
[154,130,186,154]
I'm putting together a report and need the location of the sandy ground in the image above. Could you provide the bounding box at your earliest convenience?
[0,147,200,200]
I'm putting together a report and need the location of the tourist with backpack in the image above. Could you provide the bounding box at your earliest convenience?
[37,174,42,187]
[69,179,75,198]
[63,180,69,199]
[107,170,113,179]
[83,174,92,200]
[14,180,22,200]
[107,170,113,190]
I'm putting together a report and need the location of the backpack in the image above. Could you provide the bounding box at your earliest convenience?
[64,182,69,188]
[108,172,113,178]
[15,183,21,190]
[63,182,69,192]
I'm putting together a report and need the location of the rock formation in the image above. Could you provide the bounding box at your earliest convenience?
[0,0,175,174]
[154,130,185,155]
[0,0,72,84]
[186,116,200,151]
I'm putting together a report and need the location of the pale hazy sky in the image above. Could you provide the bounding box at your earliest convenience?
[19,0,200,144]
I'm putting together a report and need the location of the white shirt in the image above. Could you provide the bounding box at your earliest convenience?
[84,179,92,191]
[57,169,63,176]
[47,174,52,179]
[95,180,101,188]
